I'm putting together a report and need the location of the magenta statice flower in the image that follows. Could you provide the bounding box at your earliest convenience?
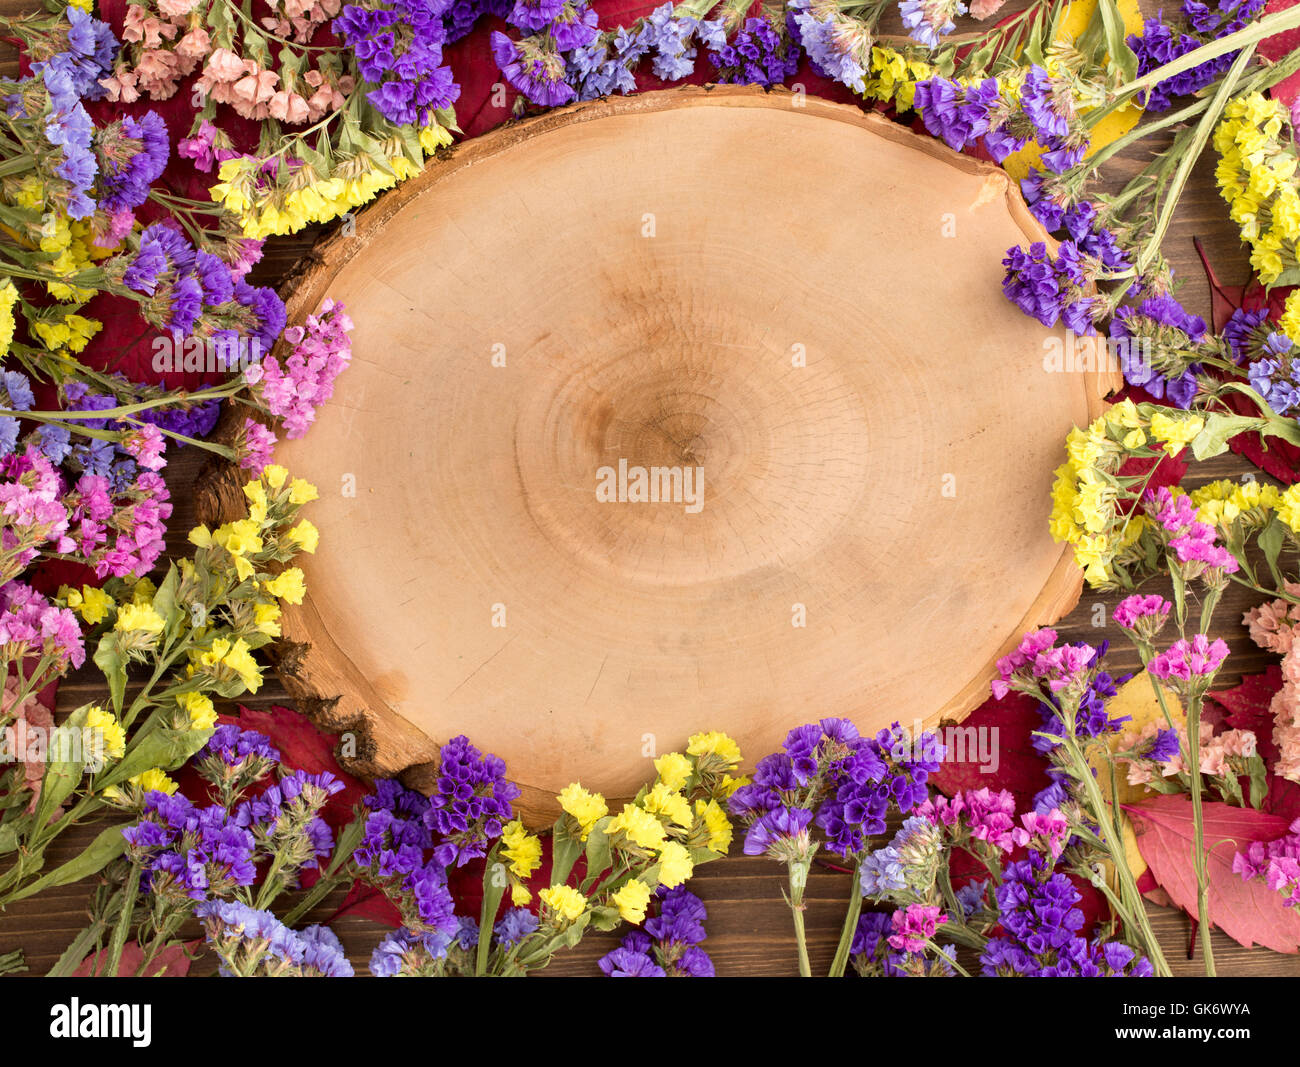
[422,734,521,866]
[1144,485,1239,575]
[0,579,85,674]
[1112,593,1172,635]
[235,418,277,475]
[249,298,352,439]
[1148,634,1230,681]
[888,903,946,953]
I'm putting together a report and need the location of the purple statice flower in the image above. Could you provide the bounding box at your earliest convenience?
[1110,293,1208,405]
[566,24,649,100]
[598,888,714,976]
[598,933,669,976]
[491,30,575,106]
[333,0,460,126]
[195,725,281,801]
[1017,66,1088,172]
[850,911,908,975]
[123,791,258,901]
[1002,241,1093,329]
[422,734,520,866]
[913,76,1002,152]
[786,0,868,92]
[233,769,344,877]
[708,17,799,87]
[94,111,169,213]
[549,2,599,50]
[899,0,967,49]
[507,0,564,32]
[740,804,815,859]
[493,906,540,947]
[1127,0,1264,113]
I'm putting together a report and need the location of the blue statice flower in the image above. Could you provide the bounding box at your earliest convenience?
[899,0,968,50]
[637,2,702,81]
[493,906,540,947]
[196,899,354,976]
[32,6,118,105]
[786,0,868,92]
[707,17,800,87]
[369,925,452,976]
[0,370,35,457]
[44,99,98,219]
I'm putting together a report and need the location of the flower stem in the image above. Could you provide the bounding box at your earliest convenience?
[828,861,862,978]
[788,859,812,977]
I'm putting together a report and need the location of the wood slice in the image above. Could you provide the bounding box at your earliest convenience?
[199,86,1117,819]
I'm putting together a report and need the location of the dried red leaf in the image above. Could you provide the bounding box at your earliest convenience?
[1124,794,1300,952]
[930,690,1052,809]
[73,939,198,977]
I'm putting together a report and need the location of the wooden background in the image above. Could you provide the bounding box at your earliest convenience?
[2,0,1299,976]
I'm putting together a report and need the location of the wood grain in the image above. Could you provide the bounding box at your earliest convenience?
[1,0,1298,976]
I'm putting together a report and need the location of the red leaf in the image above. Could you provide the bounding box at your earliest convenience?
[1192,235,1245,334]
[1207,667,1300,823]
[931,690,1052,809]
[73,939,198,977]
[1124,794,1300,952]
[1116,449,1189,495]
[1260,0,1300,65]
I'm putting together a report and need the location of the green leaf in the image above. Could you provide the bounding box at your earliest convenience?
[96,723,215,790]
[549,819,585,888]
[1247,754,1269,811]
[6,822,128,904]
[586,904,621,932]
[1190,413,1266,461]
[93,634,127,716]
[1097,0,1139,82]
[33,704,91,828]
[475,844,508,976]
[1259,516,1288,587]
[151,564,180,629]
[583,823,612,884]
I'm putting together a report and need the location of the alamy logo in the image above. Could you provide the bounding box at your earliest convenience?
[595,458,704,514]
[49,999,151,1047]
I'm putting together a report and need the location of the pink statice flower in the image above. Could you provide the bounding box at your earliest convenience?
[0,580,85,675]
[1144,486,1239,577]
[252,298,353,439]
[888,904,946,953]
[1148,634,1229,682]
[1112,593,1171,638]
[122,423,167,471]
[236,418,277,475]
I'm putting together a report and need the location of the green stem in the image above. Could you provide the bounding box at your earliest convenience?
[828,861,863,978]
[788,859,812,978]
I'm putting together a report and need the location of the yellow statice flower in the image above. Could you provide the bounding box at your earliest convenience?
[1277,485,1300,533]
[695,798,733,854]
[610,879,652,925]
[653,751,692,791]
[263,465,289,490]
[288,478,319,505]
[1189,479,1281,530]
[114,602,166,635]
[193,637,263,693]
[1214,92,1300,285]
[686,730,742,770]
[263,568,306,605]
[30,311,101,353]
[177,691,218,731]
[1148,411,1204,458]
[243,479,269,523]
[287,521,319,553]
[84,705,125,761]
[0,280,18,356]
[103,767,178,803]
[655,840,694,888]
[253,601,282,637]
[538,884,587,923]
[557,782,608,840]
[1281,290,1300,348]
[642,782,693,829]
[59,583,114,626]
[501,819,542,880]
[606,802,668,851]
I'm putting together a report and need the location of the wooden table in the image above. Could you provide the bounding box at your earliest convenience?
[2,0,1298,976]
